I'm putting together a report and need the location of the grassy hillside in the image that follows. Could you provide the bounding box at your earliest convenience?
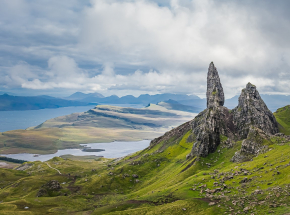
[274,105,290,135]
[0,105,196,154]
[1,119,290,214]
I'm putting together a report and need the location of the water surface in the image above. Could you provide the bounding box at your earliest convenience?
[0,104,145,132]
[1,140,151,162]
[0,106,96,132]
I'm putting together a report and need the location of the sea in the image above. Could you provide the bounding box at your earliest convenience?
[0,104,150,161]
[1,140,151,161]
[0,104,145,133]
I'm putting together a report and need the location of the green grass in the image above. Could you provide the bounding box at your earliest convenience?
[2,125,290,214]
[274,105,290,135]
[1,106,290,214]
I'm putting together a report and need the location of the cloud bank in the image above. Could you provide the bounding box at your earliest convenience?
[1,0,290,97]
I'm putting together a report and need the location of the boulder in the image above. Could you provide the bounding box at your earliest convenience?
[37,180,62,197]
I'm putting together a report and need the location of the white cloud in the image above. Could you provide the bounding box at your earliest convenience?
[1,0,290,97]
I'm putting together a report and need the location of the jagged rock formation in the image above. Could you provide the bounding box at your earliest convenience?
[207,62,225,108]
[232,83,279,139]
[149,62,279,160]
[231,127,271,162]
[188,63,235,157]
[189,106,236,157]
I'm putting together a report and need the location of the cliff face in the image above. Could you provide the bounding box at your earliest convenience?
[206,62,225,109]
[150,62,279,160]
[189,63,235,157]
[189,63,279,158]
[232,83,279,139]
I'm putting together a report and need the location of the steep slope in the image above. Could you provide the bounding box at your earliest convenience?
[274,105,290,135]
[1,121,290,214]
[1,62,289,214]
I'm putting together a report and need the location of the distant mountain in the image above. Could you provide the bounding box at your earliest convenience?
[225,94,290,112]
[0,94,90,111]
[66,92,205,108]
[0,91,15,96]
[66,92,104,101]
[157,99,203,113]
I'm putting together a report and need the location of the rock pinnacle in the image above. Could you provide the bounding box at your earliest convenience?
[206,62,225,108]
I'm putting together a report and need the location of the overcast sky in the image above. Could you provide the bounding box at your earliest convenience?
[0,0,290,98]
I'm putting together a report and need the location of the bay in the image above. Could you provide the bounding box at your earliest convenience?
[0,104,145,132]
[1,140,151,161]
[0,106,96,132]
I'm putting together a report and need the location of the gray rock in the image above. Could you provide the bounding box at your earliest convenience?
[207,62,225,108]
[151,62,279,160]
[37,180,62,197]
[232,82,278,139]
[188,63,236,157]
[15,163,33,171]
[231,127,271,162]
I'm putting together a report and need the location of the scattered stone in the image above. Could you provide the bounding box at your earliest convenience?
[37,180,62,197]
[132,174,139,178]
[239,177,251,183]
[252,189,263,195]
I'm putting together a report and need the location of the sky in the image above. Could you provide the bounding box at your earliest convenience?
[0,0,290,98]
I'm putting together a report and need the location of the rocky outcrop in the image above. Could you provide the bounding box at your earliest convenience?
[232,83,279,139]
[188,63,235,157]
[207,62,225,108]
[189,106,236,157]
[231,127,271,162]
[150,62,279,160]
[37,180,62,197]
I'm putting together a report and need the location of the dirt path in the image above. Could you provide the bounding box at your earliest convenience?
[45,162,61,175]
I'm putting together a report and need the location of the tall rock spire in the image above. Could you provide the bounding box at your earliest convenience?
[206,62,225,108]
[188,62,235,158]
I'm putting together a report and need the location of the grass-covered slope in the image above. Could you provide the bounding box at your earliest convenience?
[1,120,290,214]
[274,105,290,135]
